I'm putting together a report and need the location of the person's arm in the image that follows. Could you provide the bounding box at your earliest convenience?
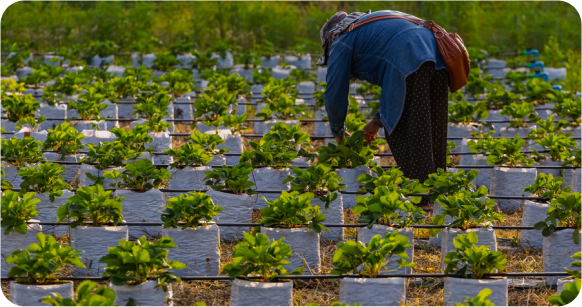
[324,40,353,142]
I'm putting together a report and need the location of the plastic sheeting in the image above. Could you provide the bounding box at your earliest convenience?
[10,281,74,306]
[70,225,128,276]
[261,55,281,69]
[261,227,320,273]
[167,166,212,199]
[543,229,581,285]
[206,190,254,241]
[339,277,406,306]
[80,129,117,146]
[36,191,74,236]
[230,278,293,306]
[490,167,537,212]
[444,277,508,306]
[520,200,549,249]
[1,220,42,277]
[114,189,165,239]
[337,166,371,208]
[250,167,290,209]
[162,224,220,276]
[441,228,497,267]
[311,193,344,241]
[357,225,414,274]
[284,55,311,69]
[148,132,172,165]
[111,281,172,306]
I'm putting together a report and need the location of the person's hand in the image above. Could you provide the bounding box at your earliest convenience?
[363,118,383,144]
[335,131,351,144]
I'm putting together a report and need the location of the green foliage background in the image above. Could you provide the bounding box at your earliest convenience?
[2,1,580,53]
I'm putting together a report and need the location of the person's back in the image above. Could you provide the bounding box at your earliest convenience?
[320,10,450,210]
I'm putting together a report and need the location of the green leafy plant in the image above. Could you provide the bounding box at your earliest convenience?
[552,97,581,127]
[165,130,228,168]
[357,166,429,204]
[467,135,534,167]
[221,232,298,282]
[1,137,45,167]
[56,185,124,228]
[110,126,154,153]
[524,173,571,200]
[549,278,581,306]
[448,100,489,125]
[354,186,426,228]
[2,94,41,122]
[104,159,171,192]
[1,165,13,189]
[42,123,85,160]
[239,131,299,168]
[207,73,250,97]
[453,288,495,306]
[261,122,314,161]
[504,70,528,94]
[252,68,272,85]
[500,102,540,128]
[257,93,306,120]
[133,92,171,120]
[534,192,581,244]
[6,232,85,284]
[41,280,116,306]
[193,50,218,70]
[443,232,507,279]
[161,192,223,229]
[203,163,255,195]
[236,51,261,69]
[99,236,185,291]
[485,86,521,110]
[86,40,118,58]
[284,164,346,209]
[81,142,141,170]
[524,78,555,104]
[565,252,581,280]
[151,53,179,71]
[464,68,493,98]
[69,87,107,120]
[330,231,415,277]
[261,78,298,104]
[531,133,578,164]
[1,190,39,235]
[260,191,327,233]
[17,162,70,201]
[316,131,385,168]
[430,189,503,237]
[194,88,237,130]
[423,169,479,202]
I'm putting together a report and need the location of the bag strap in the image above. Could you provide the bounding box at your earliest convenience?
[340,14,440,35]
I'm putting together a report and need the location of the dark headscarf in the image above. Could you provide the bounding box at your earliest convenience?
[316,11,348,66]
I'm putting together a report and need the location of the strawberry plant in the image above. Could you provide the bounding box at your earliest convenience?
[6,233,85,284]
[257,93,306,120]
[262,78,298,104]
[104,159,171,192]
[111,76,141,101]
[240,128,300,168]
[528,115,571,139]
[193,50,218,70]
[2,94,40,122]
[464,68,493,98]
[430,189,502,237]
[443,232,507,278]
[524,78,554,104]
[109,126,154,153]
[203,163,255,195]
[290,68,314,82]
[18,162,70,201]
[467,135,534,167]
[1,165,13,189]
[500,102,540,128]
[453,288,495,306]
[260,191,328,233]
[165,131,228,168]
[151,53,178,71]
[99,236,185,291]
[316,131,385,168]
[236,51,261,69]
[423,169,479,202]
[531,133,578,163]
[81,142,141,170]
[207,73,250,97]
[524,173,571,200]
[133,92,171,120]
[1,137,45,167]
[252,68,272,85]
[353,186,425,228]
[485,87,521,110]
[448,100,489,125]
[221,114,248,133]
[357,166,428,204]
[69,87,107,120]
[56,184,124,228]
[1,190,39,235]
[284,164,346,209]
[194,88,237,129]
[330,231,415,277]
[549,279,580,306]
[553,97,581,127]
[42,123,85,160]
[222,232,299,282]
[41,280,116,306]
[86,40,118,59]
[565,252,581,280]
[262,122,314,160]
[504,70,528,94]
[161,192,224,229]
[534,192,581,244]
[136,115,172,132]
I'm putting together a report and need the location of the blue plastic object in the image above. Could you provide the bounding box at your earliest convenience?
[552,85,562,92]
[522,49,539,62]
[530,72,549,82]
[526,61,545,74]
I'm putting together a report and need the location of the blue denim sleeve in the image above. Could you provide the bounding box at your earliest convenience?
[324,41,352,137]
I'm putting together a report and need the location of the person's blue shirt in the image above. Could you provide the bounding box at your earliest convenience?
[324,10,447,137]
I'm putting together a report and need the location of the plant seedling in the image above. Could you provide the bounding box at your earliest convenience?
[56,185,124,228]
[1,190,40,235]
[161,192,223,229]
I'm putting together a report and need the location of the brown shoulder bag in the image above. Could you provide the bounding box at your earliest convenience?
[341,15,471,93]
